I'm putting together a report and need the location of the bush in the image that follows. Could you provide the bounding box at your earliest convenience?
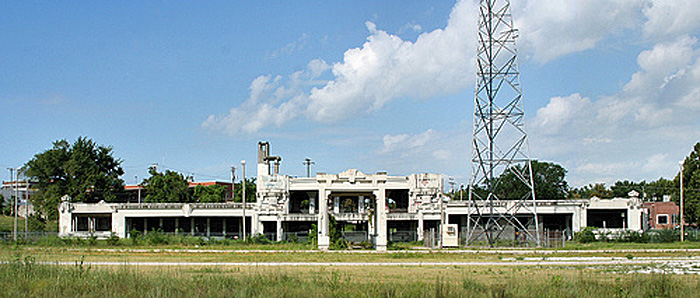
[616,230,649,243]
[247,233,272,245]
[652,229,679,243]
[106,233,120,246]
[144,229,169,245]
[574,227,596,243]
[129,230,141,246]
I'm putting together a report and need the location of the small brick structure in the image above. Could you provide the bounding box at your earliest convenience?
[642,201,679,229]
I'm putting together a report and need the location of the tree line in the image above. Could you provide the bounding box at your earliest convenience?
[20,137,255,220]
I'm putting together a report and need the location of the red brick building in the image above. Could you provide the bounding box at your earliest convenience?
[642,201,679,229]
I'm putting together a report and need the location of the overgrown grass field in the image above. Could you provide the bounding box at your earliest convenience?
[2,253,698,297]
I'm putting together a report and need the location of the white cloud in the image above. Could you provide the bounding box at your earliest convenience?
[532,93,591,135]
[530,35,700,186]
[372,128,469,178]
[642,153,668,174]
[513,0,643,63]
[203,0,478,134]
[642,0,700,41]
[380,129,437,154]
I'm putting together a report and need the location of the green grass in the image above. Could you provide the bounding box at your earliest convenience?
[0,215,56,233]
[0,215,28,232]
[2,253,698,297]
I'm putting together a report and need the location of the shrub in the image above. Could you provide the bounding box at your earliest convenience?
[144,229,169,245]
[247,233,272,245]
[653,229,679,243]
[574,227,596,243]
[129,230,141,246]
[106,233,120,246]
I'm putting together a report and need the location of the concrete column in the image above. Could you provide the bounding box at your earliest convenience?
[277,216,283,242]
[333,195,339,214]
[318,188,330,250]
[310,192,316,214]
[358,196,364,213]
[374,187,387,251]
[144,218,148,235]
[112,213,122,237]
[222,218,226,237]
[206,218,211,238]
[190,217,195,235]
[251,213,261,235]
[417,211,424,241]
[175,218,179,235]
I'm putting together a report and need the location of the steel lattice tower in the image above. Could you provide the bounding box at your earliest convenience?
[466,0,540,247]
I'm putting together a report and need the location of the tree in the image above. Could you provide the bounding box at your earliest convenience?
[610,180,643,198]
[488,160,569,200]
[233,178,257,203]
[569,183,612,199]
[193,184,226,203]
[24,137,124,220]
[645,178,675,201]
[142,167,191,203]
[677,142,700,224]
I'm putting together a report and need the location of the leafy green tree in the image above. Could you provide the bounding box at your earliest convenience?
[193,184,226,203]
[142,168,191,203]
[676,142,700,224]
[479,160,569,200]
[233,178,257,203]
[568,183,612,199]
[24,137,124,220]
[610,180,643,198]
[645,178,675,200]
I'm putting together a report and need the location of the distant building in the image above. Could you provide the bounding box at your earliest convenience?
[642,201,679,229]
[1,180,36,218]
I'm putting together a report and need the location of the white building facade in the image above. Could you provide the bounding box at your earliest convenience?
[58,142,645,250]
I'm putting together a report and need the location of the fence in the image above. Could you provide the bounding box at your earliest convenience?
[541,229,570,248]
[0,231,58,242]
[342,231,368,243]
[283,232,310,243]
[389,231,417,242]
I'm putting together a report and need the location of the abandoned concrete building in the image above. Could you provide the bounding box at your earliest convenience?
[58,142,645,250]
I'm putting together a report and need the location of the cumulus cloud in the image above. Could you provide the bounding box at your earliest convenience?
[380,129,437,155]
[513,0,643,63]
[203,0,478,134]
[531,35,700,185]
[372,128,469,177]
[532,93,591,135]
[642,0,700,41]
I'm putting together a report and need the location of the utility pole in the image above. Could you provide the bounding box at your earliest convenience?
[241,160,246,242]
[680,161,685,242]
[24,176,28,239]
[7,168,16,242]
[303,158,315,178]
[135,176,142,204]
[230,166,236,202]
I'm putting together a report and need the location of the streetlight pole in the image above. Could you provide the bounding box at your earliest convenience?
[135,176,142,204]
[24,175,28,239]
[230,166,236,202]
[680,161,685,242]
[241,160,246,242]
[8,168,15,241]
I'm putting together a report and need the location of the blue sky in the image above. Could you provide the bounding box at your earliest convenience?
[2,0,700,188]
